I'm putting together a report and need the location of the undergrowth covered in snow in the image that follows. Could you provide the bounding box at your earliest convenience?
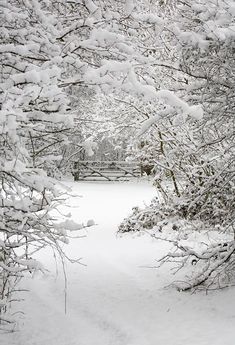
[118,190,235,292]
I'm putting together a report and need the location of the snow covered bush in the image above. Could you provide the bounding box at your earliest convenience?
[119,199,162,233]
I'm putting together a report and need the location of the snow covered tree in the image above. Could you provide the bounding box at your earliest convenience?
[0,0,80,328]
[155,0,235,228]
[160,0,235,290]
[119,0,235,290]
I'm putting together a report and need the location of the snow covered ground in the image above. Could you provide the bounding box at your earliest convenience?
[2,181,235,345]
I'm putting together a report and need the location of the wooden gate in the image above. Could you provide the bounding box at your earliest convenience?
[72,161,141,181]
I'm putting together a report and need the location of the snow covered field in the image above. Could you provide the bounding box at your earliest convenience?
[2,181,235,345]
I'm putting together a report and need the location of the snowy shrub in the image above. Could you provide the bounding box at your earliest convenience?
[119,202,160,233]
[119,197,187,234]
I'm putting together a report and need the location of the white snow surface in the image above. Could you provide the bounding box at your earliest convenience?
[2,181,235,345]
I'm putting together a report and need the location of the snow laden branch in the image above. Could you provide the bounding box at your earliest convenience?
[0,169,87,328]
[159,240,235,292]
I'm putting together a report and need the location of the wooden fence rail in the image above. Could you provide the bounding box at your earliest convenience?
[72,161,142,181]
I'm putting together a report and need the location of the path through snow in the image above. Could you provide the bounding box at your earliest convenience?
[2,181,235,345]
